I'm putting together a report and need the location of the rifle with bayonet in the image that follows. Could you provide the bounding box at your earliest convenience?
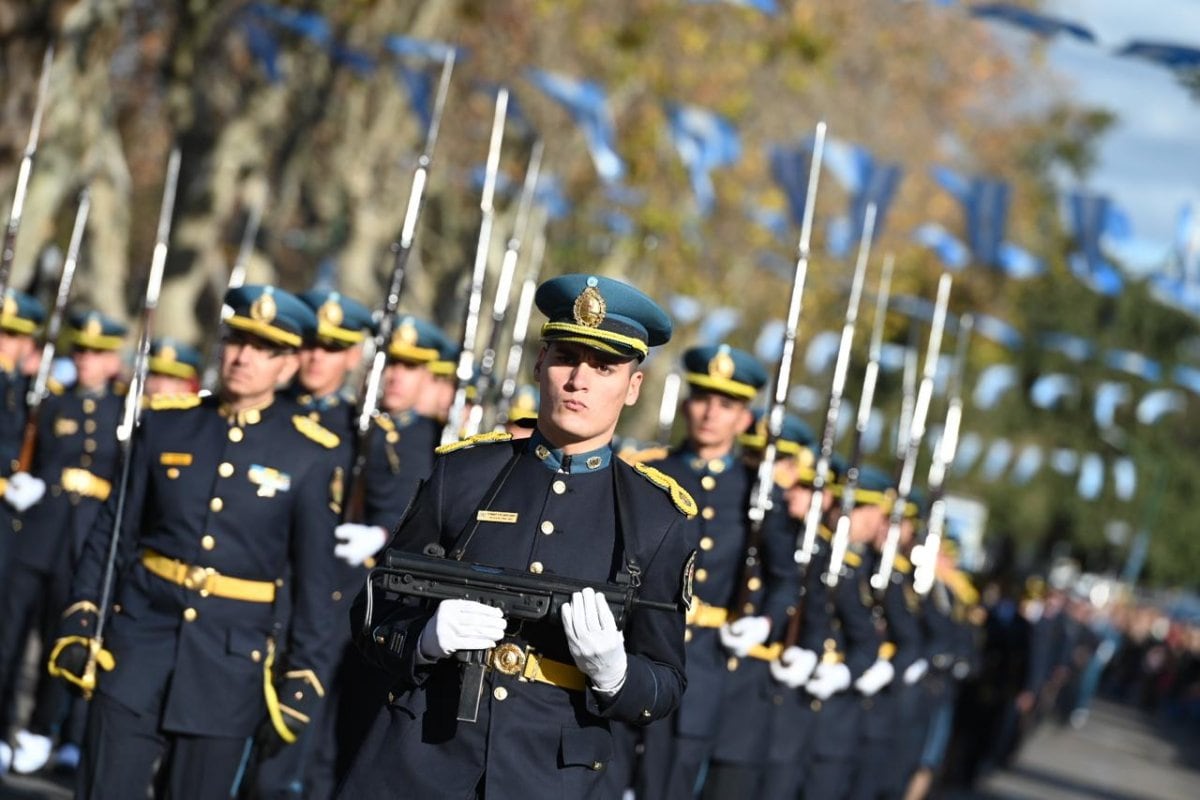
[343,51,455,523]
[871,274,953,591]
[823,254,892,587]
[468,139,543,435]
[17,188,90,471]
[200,195,264,393]
[443,87,509,445]
[0,46,54,303]
[796,201,877,569]
[493,215,547,429]
[83,147,182,695]
[737,122,827,623]
[913,313,972,596]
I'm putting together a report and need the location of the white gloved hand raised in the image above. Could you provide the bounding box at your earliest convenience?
[719,616,772,657]
[561,588,628,695]
[903,658,929,685]
[4,472,46,513]
[769,646,819,688]
[805,662,852,700]
[417,599,507,662]
[854,658,896,697]
[333,523,388,566]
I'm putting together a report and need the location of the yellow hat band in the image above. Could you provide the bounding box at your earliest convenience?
[427,359,456,376]
[846,487,893,509]
[387,343,439,364]
[315,322,368,346]
[149,356,198,380]
[0,316,37,336]
[685,373,758,400]
[226,315,302,349]
[70,330,124,351]
[540,321,648,357]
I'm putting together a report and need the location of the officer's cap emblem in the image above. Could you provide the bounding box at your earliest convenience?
[161,344,177,363]
[708,345,736,380]
[393,319,419,348]
[318,298,344,328]
[2,294,15,319]
[572,283,606,328]
[250,291,277,324]
[84,314,102,337]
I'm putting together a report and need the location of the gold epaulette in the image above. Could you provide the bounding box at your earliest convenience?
[47,378,64,395]
[148,393,203,411]
[374,414,397,433]
[292,415,340,449]
[632,463,697,518]
[619,446,669,465]
[434,430,512,455]
[940,567,980,607]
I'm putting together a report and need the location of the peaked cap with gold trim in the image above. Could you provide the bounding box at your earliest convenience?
[298,289,375,347]
[536,274,671,360]
[683,344,766,400]
[1,289,46,336]
[224,285,316,349]
[67,310,128,351]
[149,337,202,380]
[386,315,447,364]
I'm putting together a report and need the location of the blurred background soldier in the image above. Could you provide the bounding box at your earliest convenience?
[0,310,127,776]
[144,337,202,397]
[47,285,342,799]
[502,384,539,439]
[416,335,459,426]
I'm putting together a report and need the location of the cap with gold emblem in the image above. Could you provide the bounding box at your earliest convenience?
[148,337,203,380]
[682,344,766,401]
[1,289,46,336]
[67,310,128,351]
[298,289,375,348]
[427,335,460,378]
[224,285,316,349]
[535,274,671,360]
[386,315,446,364]
[507,384,540,427]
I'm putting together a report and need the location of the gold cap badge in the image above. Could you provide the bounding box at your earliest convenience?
[318,298,344,328]
[392,319,419,349]
[250,291,277,324]
[2,294,15,319]
[708,346,736,380]
[84,315,103,337]
[572,280,606,328]
[160,344,177,363]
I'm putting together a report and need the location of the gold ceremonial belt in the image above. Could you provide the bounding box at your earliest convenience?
[685,600,729,628]
[487,642,587,692]
[141,549,276,603]
[61,468,112,501]
[746,642,784,662]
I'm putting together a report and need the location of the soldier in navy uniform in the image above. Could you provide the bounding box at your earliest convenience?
[144,337,202,397]
[621,345,794,800]
[251,289,375,799]
[416,334,459,425]
[338,274,696,800]
[47,286,343,799]
[0,290,45,583]
[0,310,127,775]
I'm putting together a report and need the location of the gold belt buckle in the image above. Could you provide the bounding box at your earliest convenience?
[490,643,526,676]
[183,565,215,596]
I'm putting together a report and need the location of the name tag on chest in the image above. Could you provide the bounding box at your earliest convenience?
[476,510,518,524]
[248,465,291,497]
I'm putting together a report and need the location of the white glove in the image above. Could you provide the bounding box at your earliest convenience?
[4,473,46,512]
[562,588,628,695]
[854,658,896,697]
[416,599,507,661]
[719,616,771,657]
[333,523,388,566]
[805,662,851,700]
[770,646,818,688]
[903,658,929,685]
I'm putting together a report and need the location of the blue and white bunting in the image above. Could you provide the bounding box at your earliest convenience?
[665,102,741,216]
[526,69,625,183]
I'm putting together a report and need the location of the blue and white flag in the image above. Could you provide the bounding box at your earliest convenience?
[972,314,1023,350]
[1174,202,1200,280]
[1116,40,1200,73]
[1093,381,1131,429]
[1038,331,1094,362]
[826,144,903,258]
[912,223,969,271]
[1136,389,1186,425]
[970,3,1096,42]
[981,439,1014,482]
[769,140,816,228]
[698,307,741,346]
[665,102,741,216]
[973,363,1019,409]
[1104,349,1161,382]
[667,295,703,325]
[1010,445,1043,485]
[932,166,1043,277]
[384,34,459,63]
[1067,191,1124,296]
[248,3,331,46]
[805,331,841,374]
[1049,448,1078,475]
[1112,457,1137,501]
[688,0,780,14]
[953,432,984,475]
[1176,364,1200,395]
[1030,373,1079,409]
[526,68,625,183]
[754,319,786,363]
[1077,453,1104,501]
[534,174,571,220]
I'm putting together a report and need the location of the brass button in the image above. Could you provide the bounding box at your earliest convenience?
[245,409,261,425]
[228,427,243,442]
[708,459,726,474]
[699,536,714,551]
[529,561,544,574]
[309,412,320,421]
[747,577,762,591]
[684,629,693,643]
[540,520,555,535]
[83,399,96,414]
[591,761,603,771]
[84,419,97,434]
[84,439,97,453]
[493,686,508,701]
[641,709,651,718]
[552,479,567,495]
[218,462,234,478]
[201,535,215,551]
[701,507,715,520]
[294,691,304,701]
[386,431,399,443]
[80,455,92,467]
[364,556,376,569]
[695,568,708,583]
[210,497,223,512]
[701,476,716,491]
[12,520,21,532]
[811,699,822,712]
[251,650,262,663]
[727,656,739,671]
[183,608,197,622]
[166,468,180,479]
[332,591,343,601]
[387,692,396,703]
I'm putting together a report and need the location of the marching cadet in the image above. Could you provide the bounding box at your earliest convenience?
[416,335,458,425]
[47,285,343,799]
[251,288,374,799]
[0,310,127,776]
[0,289,45,575]
[144,337,202,396]
[502,384,539,438]
[620,345,795,800]
[338,274,696,799]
